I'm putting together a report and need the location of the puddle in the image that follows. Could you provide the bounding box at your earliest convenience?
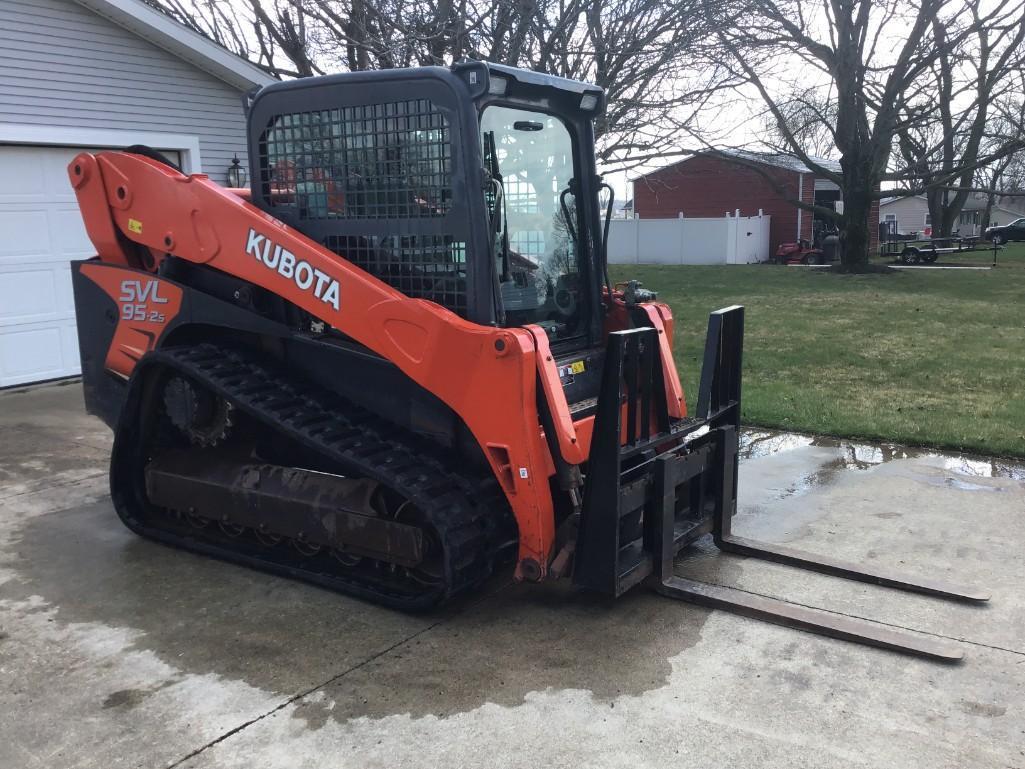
[740,428,1025,482]
[737,431,925,505]
[731,428,1022,539]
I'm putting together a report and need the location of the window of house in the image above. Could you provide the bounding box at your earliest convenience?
[924,213,932,226]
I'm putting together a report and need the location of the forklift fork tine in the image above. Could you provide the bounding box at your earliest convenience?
[654,575,965,662]
[644,412,982,662]
[709,419,989,604]
[714,534,990,603]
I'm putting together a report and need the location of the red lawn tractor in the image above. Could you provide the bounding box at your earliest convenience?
[774,239,824,265]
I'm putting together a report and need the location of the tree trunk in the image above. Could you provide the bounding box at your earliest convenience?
[929,188,960,238]
[838,155,876,266]
[839,191,872,265]
[981,158,1012,232]
[981,192,996,232]
[941,209,958,238]
[926,188,945,237]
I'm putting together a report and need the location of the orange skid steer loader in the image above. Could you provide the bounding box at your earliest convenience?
[68,62,985,661]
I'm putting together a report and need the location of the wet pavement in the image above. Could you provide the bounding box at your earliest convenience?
[1,383,1023,768]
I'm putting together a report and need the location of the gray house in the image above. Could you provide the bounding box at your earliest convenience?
[0,0,275,387]
[879,193,1025,238]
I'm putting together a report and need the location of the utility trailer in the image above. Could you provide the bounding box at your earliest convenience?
[882,235,983,264]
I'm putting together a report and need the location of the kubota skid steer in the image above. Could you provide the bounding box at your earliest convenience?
[68,62,986,661]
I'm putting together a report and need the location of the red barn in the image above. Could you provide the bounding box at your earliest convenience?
[632,151,879,254]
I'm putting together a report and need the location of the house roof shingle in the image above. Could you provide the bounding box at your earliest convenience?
[712,148,842,175]
[633,148,842,182]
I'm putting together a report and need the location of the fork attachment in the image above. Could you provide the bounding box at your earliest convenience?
[575,305,986,662]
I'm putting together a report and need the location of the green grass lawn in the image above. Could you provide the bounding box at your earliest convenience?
[611,242,1025,457]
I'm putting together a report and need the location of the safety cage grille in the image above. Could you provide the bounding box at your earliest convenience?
[256,96,470,315]
[261,99,453,219]
[324,235,467,316]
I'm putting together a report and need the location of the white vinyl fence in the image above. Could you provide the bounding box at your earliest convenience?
[608,211,771,265]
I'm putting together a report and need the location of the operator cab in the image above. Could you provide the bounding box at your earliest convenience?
[245,62,610,357]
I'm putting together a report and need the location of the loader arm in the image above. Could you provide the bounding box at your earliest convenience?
[69,150,675,579]
[70,151,565,572]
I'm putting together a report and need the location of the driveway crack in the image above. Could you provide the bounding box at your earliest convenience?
[165,580,513,768]
[0,471,108,503]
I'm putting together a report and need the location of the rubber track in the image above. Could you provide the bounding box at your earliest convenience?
[117,343,503,610]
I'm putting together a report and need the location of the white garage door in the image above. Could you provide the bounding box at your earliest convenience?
[0,145,99,387]
[0,145,180,388]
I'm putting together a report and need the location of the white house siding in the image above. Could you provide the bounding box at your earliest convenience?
[880,196,931,235]
[882,195,1025,236]
[986,205,1025,229]
[0,0,258,385]
[0,0,251,184]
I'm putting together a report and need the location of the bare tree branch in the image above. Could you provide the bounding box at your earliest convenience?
[696,0,1025,266]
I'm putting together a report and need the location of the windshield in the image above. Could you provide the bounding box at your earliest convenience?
[481,105,584,339]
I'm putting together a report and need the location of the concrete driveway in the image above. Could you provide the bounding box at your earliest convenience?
[1,383,1023,769]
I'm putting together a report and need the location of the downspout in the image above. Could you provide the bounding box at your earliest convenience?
[796,173,804,241]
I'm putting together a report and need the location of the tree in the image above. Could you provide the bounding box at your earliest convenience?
[762,89,839,159]
[699,0,1025,266]
[971,87,1025,231]
[894,9,1025,237]
[146,0,322,77]
[144,0,717,172]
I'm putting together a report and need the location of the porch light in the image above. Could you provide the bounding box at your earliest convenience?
[226,154,247,188]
